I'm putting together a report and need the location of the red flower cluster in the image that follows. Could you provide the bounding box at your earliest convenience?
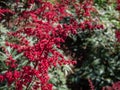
[79,20,104,30]
[5,55,18,68]
[0,8,14,20]
[116,0,120,10]
[0,75,4,82]
[88,79,95,90]
[115,30,120,42]
[60,0,104,31]
[72,0,94,17]
[102,81,120,90]
[5,70,20,86]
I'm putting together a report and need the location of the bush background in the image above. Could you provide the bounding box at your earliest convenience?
[0,0,120,90]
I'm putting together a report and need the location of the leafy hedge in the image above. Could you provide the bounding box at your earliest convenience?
[0,0,120,90]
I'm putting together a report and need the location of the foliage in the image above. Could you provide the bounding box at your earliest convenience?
[0,0,120,90]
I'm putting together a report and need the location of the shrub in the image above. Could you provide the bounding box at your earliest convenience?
[0,0,120,90]
[0,0,76,90]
